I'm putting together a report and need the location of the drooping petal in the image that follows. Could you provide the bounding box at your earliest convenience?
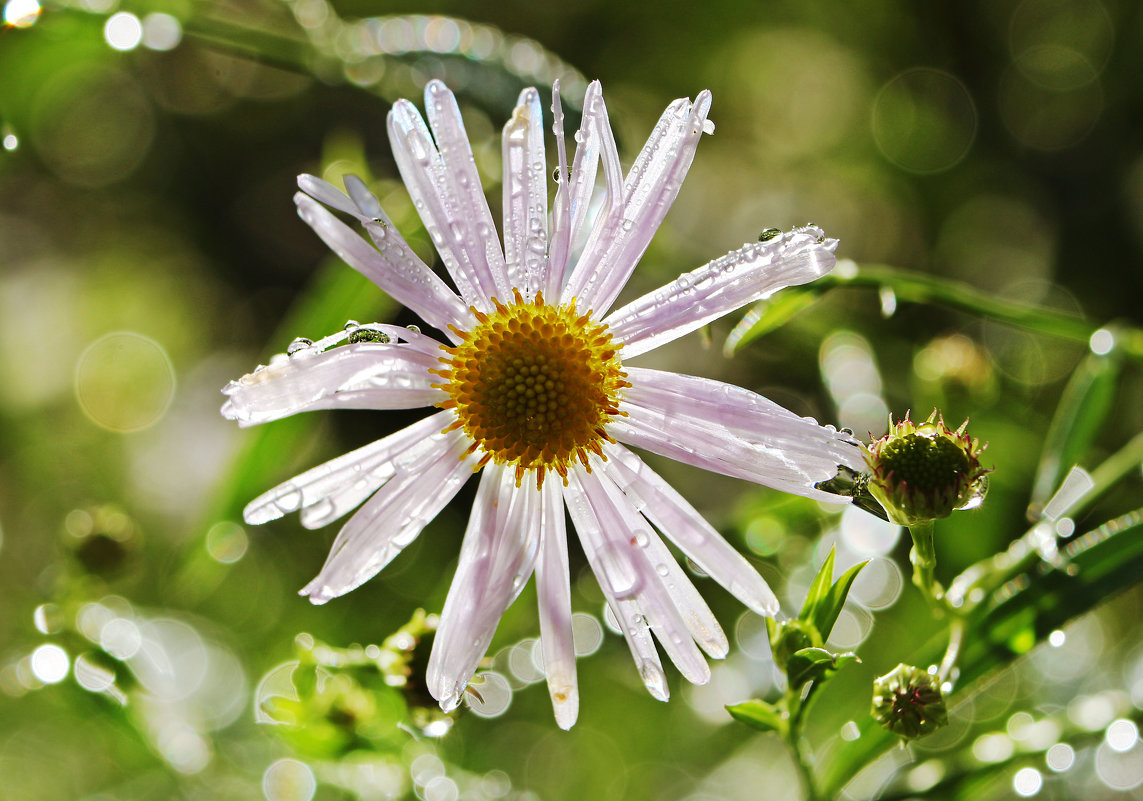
[294,191,472,338]
[612,368,864,501]
[567,465,713,688]
[602,442,780,617]
[221,341,445,427]
[533,475,578,729]
[502,87,550,301]
[563,468,671,701]
[427,465,542,711]
[300,427,478,604]
[562,91,712,317]
[242,412,452,529]
[605,227,839,359]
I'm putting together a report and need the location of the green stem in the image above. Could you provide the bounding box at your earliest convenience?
[907,521,944,612]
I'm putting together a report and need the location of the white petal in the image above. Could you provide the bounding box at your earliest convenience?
[562,91,712,317]
[605,227,840,358]
[545,81,572,300]
[549,80,604,293]
[294,192,472,338]
[612,368,864,501]
[534,475,578,728]
[567,465,714,687]
[427,465,541,711]
[563,468,671,701]
[221,341,445,427]
[502,87,550,301]
[300,428,478,604]
[243,411,454,529]
[602,442,780,617]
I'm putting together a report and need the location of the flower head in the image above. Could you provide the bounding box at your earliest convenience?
[222,79,862,728]
[864,410,989,527]
[872,663,949,738]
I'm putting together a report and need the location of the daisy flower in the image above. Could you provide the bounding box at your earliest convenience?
[222,79,862,729]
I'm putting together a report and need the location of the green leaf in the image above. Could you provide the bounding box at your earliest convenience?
[811,560,868,641]
[787,647,859,689]
[1029,351,1119,517]
[726,699,787,735]
[260,696,303,725]
[799,547,838,623]
[723,290,819,356]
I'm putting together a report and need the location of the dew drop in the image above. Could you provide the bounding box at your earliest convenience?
[758,228,781,242]
[272,484,303,513]
[287,337,313,355]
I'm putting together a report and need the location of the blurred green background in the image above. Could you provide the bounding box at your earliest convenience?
[2,0,1143,799]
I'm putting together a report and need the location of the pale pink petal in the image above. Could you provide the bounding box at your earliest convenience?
[501,87,550,301]
[533,475,578,729]
[427,465,541,711]
[294,191,471,337]
[563,468,670,701]
[241,412,452,530]
[220,340,444,427]
[545,81,572,299]
[605,227,839,358]
[562,91,712,317]
[612,367,863,501]
[602,441,780,616]
[300,427,478,604]
[572,464,711,685]
[548,80,604,293]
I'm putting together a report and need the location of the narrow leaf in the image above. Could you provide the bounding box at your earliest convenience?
[788,647,859,689]
[1029,351,1119,518]
[800,547,838,623]
[812,560,868,641]
[726,699,786,735]
[723,290,819,356]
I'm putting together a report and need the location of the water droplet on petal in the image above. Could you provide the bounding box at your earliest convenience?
[287,337,313,355]
[758,228,781,242]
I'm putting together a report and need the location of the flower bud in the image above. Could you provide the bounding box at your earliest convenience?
[864,410,989,526]
[872,663,948,738]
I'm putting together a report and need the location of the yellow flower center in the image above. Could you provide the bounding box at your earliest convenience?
[434,290,627,487]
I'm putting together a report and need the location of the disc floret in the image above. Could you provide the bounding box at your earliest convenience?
[434,290,628,487]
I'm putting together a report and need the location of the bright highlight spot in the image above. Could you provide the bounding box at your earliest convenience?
[1013,766,1043,796]
[142,12,181,51]
[1107,719,1140,752]
[104,11,143,51]
[3,0,40,27]
[1048,629,1066,647]
[2,133,17,151]
[1089,327,1115,355]
[263,758,316,801]
[30,644,69,684]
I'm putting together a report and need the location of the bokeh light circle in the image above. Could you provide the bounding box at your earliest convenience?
[262,758,316,801]
[75,332,175,432]
[30,644,69,684]
[872,68,977,174]
[104,12,143,51]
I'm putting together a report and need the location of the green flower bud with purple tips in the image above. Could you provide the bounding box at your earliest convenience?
[872,663,948,738]
[864,410,990,527]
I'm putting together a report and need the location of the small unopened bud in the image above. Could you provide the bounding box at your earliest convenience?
[864,410,989,526]
[872,663,948,738]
